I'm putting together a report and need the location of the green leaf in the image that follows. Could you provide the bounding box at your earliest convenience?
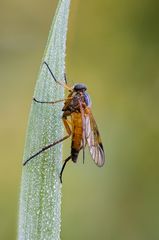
[18,0,71,239]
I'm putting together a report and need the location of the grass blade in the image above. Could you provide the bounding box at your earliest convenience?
[18,0,71,239]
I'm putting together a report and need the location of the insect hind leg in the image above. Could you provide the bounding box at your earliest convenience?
[60,155,72,183]
[60,145,86,183]
[23,116,72,166]
[23,134,70,166]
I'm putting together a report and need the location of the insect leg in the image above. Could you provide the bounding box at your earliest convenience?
[60,145,85,183]
[60,155,71,183]
[64,73,67,84]
[43,61,71,91]
[23,116,72,166]
[33,97,72,105]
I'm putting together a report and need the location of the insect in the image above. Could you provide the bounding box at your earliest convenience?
[23,61,105,183]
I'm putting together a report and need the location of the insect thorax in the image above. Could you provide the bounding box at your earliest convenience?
[63,91,91,115]
[72,92,91,109]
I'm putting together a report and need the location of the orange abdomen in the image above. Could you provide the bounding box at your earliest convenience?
[71,112,83,162]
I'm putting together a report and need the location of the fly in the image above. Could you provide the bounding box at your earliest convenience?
[23,61,105,183]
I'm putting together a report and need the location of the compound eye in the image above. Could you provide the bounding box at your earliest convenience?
[74,83,87,91]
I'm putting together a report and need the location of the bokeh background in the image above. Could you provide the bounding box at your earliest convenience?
[1,0,159,239]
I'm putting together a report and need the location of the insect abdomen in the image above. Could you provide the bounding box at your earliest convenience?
[71,148,79,162]
[71,112,83,162]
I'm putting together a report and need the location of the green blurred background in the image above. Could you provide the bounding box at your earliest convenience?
[1,0,159,239]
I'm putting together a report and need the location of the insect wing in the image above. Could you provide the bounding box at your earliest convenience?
[85,110,105,167]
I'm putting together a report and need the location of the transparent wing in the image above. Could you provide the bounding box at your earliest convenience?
[85,110,105,167]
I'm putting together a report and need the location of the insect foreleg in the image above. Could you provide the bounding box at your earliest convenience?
[43,61,72,91]
[23,116,72,166]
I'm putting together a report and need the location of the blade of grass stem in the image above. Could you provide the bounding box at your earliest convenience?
[18,1,71,239]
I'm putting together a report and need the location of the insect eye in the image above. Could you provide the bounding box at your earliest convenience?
[74,83,87,92]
